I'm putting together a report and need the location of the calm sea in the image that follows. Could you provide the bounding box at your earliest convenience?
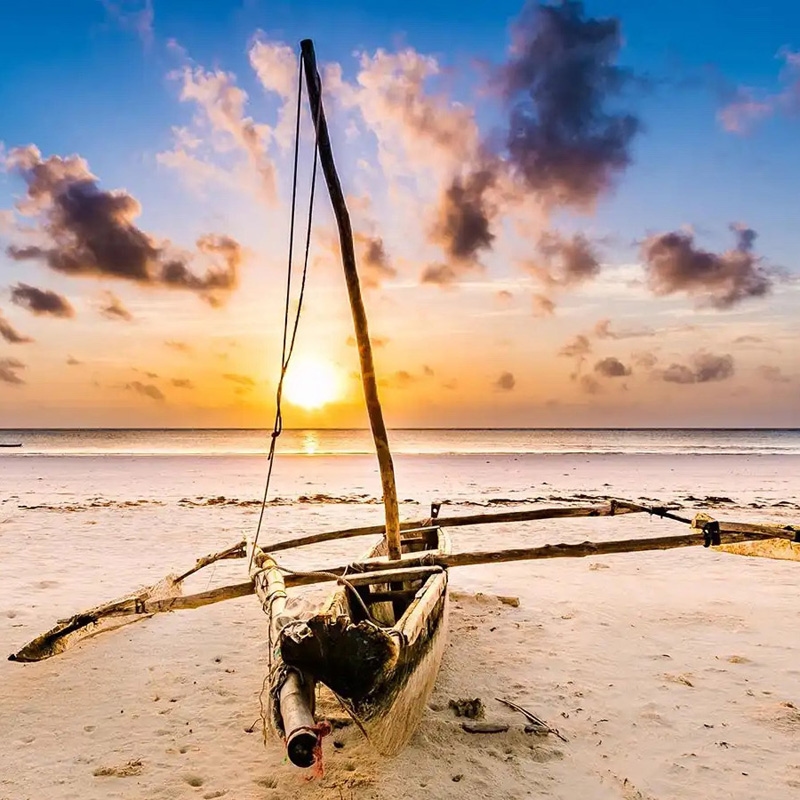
[0,428,798,457]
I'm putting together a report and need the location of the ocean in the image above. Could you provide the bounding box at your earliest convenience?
[1,427,799,456]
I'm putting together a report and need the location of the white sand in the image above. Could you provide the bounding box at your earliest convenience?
[1,453,799,799]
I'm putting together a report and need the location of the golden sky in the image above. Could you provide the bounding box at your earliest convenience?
[0,3,798,428]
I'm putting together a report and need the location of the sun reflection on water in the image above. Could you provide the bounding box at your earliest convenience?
[302,430,320,455]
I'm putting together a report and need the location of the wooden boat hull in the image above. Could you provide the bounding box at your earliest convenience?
[270,526,450,760]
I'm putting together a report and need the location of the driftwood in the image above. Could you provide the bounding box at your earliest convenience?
[462,721,509,734]
[497,698,568,742]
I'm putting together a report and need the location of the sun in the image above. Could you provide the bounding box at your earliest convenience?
[283,357,342,410]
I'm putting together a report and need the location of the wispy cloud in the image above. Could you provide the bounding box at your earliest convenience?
[0,357,26,385]
[126,380,165,401]
[717,48,800,134]
[101,0,154,48]
[10,283,74,318]
[0,310,33,343]
[660,352,735,384]
[98,291,133,321]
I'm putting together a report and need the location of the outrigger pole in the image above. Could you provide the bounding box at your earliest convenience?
[299,39,402,562]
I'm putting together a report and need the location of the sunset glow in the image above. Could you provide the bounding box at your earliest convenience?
[0,2,797,428]
[283,358,342,411]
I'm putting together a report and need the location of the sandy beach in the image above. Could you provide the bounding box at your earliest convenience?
[1,446,799,800]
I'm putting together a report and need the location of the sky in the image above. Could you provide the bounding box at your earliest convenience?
[0,0,798,428]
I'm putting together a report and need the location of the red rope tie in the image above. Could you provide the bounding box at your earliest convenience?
[308,720,332,779]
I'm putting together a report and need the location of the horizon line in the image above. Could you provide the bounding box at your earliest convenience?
[1,427,798,433]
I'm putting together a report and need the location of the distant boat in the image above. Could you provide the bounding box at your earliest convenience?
[0,443,22,448]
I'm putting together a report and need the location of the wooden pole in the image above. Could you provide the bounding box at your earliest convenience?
[299,38,401,561]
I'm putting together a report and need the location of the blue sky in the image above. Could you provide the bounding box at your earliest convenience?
[0,1,797,427]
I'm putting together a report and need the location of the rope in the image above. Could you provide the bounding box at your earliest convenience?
[250,51,321,567]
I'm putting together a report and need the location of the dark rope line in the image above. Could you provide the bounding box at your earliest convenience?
[251,51,321,565]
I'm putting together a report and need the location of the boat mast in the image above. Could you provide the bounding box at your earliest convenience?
[299,39,402,561]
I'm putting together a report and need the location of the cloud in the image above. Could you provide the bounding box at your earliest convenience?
[430,165,497,263]
[10,283,74,318]
[594,317,654,339]
[559,332,594,379]
[420,263,464,287]
[248,36,298,150]
[346,334,389,349]
[641,224,771,309]
[717,88,774,134]
[579,374,601,394]
[594,356,631,377]
[632,350,658,369]
[661,352,735,384]
[497,1,640,209]
[717,49,800,134]
[496,289,514,304]
[223,372,255,387]
[532,293,555,316]
[385,367,436,388]
[427,1,639,274]
[165,340,193,353]
[126,380,165,401]
[559,333,592,359]
[527,231,601,288]
[494,371,516,391]
[171,65,276,201]
[0,310,33,343]
[757,364,791,384]
[101,0,154,48]
[171,378,195,389]
[734,334,763,344]
[5,146,241,305]
[98,291,133,321]
[327,47,479,177]
[393,370,416,388]
[354,233,397,287]
[0,357,26,385]
[66,355,82,366]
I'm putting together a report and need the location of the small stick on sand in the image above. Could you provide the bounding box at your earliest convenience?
[496,697,568,742]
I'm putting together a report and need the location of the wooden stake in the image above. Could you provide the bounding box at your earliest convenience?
[299,38,401,561]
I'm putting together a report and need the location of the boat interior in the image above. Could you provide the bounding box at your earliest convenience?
[344,525,444,627]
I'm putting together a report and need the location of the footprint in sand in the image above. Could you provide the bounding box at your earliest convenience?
[5,610,18,618]
[184,774,204,787]
[254,776,278,789]
[34,580,59,589]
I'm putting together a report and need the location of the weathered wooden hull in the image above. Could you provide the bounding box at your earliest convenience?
[270,526,450,761]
